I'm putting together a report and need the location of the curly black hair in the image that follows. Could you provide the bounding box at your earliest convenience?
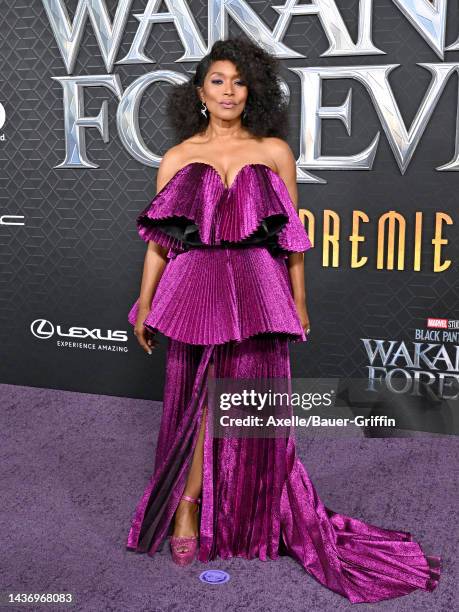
[166,37,290,143]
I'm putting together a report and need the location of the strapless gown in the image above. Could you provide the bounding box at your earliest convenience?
[125,162,441,604]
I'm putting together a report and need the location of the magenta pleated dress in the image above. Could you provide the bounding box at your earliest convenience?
[126,162,441,604]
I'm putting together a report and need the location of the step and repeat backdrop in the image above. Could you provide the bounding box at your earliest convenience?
[0,1,457,433]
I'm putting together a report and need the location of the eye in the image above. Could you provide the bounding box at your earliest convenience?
[210,78,246,86]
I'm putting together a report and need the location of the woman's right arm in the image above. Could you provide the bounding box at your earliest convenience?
[134,241,168,352]
[134,149,183,353]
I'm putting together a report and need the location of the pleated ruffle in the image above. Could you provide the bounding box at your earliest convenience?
[128,246,307,345]
[135,162,312,259]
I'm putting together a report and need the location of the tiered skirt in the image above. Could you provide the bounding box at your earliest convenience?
[128,246,307,345]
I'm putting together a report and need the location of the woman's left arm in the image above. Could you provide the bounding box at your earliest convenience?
[271,139,311,334]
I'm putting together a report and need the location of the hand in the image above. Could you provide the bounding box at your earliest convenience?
[134,309,160,354]
[294,297,311,336]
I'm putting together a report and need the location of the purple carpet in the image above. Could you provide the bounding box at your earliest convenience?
[1,383,456,611]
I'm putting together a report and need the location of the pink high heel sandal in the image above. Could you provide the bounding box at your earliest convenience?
[170,494,201,566]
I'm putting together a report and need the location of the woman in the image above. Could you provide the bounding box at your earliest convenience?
[126,38,441,604]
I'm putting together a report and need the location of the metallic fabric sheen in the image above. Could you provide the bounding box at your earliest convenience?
[126,164,441,603]
[128,163,313,344]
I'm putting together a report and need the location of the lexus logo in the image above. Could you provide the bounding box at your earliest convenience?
[30,318,128,342]
[31,319,54,339]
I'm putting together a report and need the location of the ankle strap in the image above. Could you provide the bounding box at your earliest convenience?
[181,494,201,505]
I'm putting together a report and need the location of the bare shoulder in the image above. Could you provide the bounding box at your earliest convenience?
[262,137,299,208]
[262,137,295,171]
[263,137,297,183]
[156,144,189,191]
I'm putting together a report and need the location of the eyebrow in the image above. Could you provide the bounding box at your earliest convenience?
[209,71,241,77]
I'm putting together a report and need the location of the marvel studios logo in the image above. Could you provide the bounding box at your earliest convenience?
[427,318,459,329]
